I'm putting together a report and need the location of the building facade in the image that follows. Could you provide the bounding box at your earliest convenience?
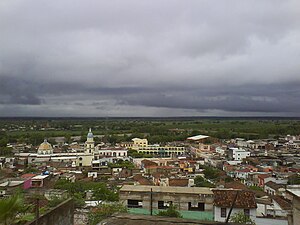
[213,189,257,223]
[119,185,214,211]
[228,148,250,161]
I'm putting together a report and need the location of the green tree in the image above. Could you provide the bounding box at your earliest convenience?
[0,194,30,225]
[88,203,127,225]
[230,211,256,225]
[0,147,13,156]
[23,166,39,174]
[47,196,67,208]
[0,137,8,147]
[194,176,215,188]
[54,179,119,206]
[64,134,71,143]
[288,174,300,185]
[203,166,220,180]
[108,160,135,170]
[248,186,263,192]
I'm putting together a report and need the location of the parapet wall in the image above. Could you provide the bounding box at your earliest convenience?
[26,198,74,225]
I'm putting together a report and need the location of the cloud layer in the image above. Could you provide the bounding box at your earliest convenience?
[0,0,300,116]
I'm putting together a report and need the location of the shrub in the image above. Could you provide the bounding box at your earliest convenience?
[157,204,182,218]
[230,211,256,225]
[88,203,127,225]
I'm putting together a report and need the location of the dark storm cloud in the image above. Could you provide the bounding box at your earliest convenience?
[0,76,43,105]
[0,0,300,116]
[119,83,300,113]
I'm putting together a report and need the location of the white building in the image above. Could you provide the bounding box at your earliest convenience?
[95,147,127,159]
[215,147,226,155]
[228,148,250,161]
[15,129,95,168]
[213,189,257,223]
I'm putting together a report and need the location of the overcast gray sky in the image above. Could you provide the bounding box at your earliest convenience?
[0,0,300,117]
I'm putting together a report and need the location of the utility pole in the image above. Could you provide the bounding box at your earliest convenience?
[35,198,40,225]
[225,190,239,224]
[150,188,153,216]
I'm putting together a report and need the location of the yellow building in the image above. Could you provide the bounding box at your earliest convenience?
[131,138,185,157]
[132,138,148,149]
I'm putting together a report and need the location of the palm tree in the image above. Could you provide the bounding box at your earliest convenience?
[0,194,24,225]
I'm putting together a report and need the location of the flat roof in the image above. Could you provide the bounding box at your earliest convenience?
[120,185,213,195]
[287,189,300,197]
[32,175,49,180]
[0,180,24,187]
[187,135,209,141]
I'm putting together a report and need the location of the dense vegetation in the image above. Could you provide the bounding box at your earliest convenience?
[54,179,119,208]
[0,194,32,225]
[194,176,215,188]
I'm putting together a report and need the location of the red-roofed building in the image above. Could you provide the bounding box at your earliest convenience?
[213,189,257,222]
[258,174,272,187]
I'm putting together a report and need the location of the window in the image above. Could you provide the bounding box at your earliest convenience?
[221,208,227,218]
[188,202,205,211]
[158,201,165,209]
[158,201,172,209]
[244,209,250,217]
[127,199,142,208]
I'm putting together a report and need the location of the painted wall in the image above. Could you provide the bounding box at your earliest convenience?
[23,179,32,189]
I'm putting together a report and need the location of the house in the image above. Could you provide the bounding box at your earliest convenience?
[120,185,214,212]
[141,159,158,174]
[267,195,291,217]
[95,147,128,159]
[286,187,300,225]
[212,189,257,222]
[217,181,248,190]
[31,174,50,188]
[0,178,25,195]
[215,146,226,155]
[169,178,194,187]
[264,181,286,196]
[258,173,272,187]
[234,168,251,180]
[228,148,250,161]
[132,174,153,185]
[20,173,36,189]
[256,196,272,217]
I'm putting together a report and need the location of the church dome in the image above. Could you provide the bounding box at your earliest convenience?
[87,128,93,139]
[38,139,53,154]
